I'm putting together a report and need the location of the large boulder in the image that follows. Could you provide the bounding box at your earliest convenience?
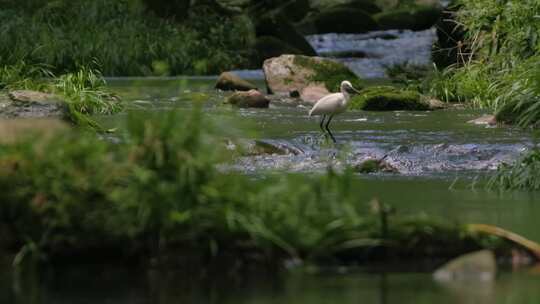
[300,7,378,34]
[255,13,317,56]
[349,86,433,111]
[374,5,442,31]
[0,90,66,118]
[262,54,362,103]
[253,36,304,66]
[216,72,258,91]
[226,89,270,108]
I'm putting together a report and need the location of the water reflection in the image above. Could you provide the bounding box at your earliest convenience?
[2,265,540,304]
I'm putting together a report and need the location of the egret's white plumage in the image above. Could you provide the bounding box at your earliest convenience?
[308,80,360,143]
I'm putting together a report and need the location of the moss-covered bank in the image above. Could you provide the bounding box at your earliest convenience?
[350,86,430,111]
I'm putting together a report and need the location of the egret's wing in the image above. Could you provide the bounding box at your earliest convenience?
[309,93,342,116]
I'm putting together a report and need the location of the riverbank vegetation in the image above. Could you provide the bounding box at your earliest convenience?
[428,0,540,127]
[425,0,540,190]
[0,108,514,269]
[0,0,253,76]
[0,61,121,130]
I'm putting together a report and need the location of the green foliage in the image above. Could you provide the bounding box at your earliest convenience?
[425,64,494,106]
[488,148,540,191]
[426,0,540,124]
[54,67,121,115]
[0,0,253,76]
[493,56,540,126]
[385,62,432,87]
[0,108,496,267]
[0,60,53,91]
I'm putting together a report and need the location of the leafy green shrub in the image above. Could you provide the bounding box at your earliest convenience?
[488,148,540,191]
[426,0,540,119]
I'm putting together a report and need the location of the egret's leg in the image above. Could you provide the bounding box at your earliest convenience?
[319,115,327,133]
[325,115,337,143]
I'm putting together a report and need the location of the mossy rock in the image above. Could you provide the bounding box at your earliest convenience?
[304,7,378,34]
[374,5,442,31]
[292,55,362,92]
[263,54,362,103]
[349,86,430,111]
[226,90,270,108]
[253,36,304,66]
[255,13,316,56]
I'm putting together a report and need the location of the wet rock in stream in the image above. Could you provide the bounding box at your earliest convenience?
[226,90,270,108]
[215,72,258,91]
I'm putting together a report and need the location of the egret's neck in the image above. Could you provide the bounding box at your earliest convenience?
[341,90,351,105]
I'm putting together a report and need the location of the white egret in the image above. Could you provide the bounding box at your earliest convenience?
[308,80,361,143]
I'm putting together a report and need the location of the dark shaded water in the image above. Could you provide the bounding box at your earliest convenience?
[3,77,539,304]
[2,266,540,304]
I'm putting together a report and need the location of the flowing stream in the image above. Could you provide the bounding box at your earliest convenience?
[2,77,540,304]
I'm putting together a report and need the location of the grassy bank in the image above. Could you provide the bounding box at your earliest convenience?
[0,61,121,130]
[0,0,253,76]
[428,0,540,127]
[425,0,540,190]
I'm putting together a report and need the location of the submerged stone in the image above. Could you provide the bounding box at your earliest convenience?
[468,115,497,126]
[355,157,398,174]
[433,250,497,281]
[251,139,304,155]
[226,89,270,108]
[216,72,258,91]
[349,86,431,111]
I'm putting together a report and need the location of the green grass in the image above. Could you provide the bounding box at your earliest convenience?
[426,0,540,123]
[0,61,121,130]
[488,148,540,191]
[0,0,254,76]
